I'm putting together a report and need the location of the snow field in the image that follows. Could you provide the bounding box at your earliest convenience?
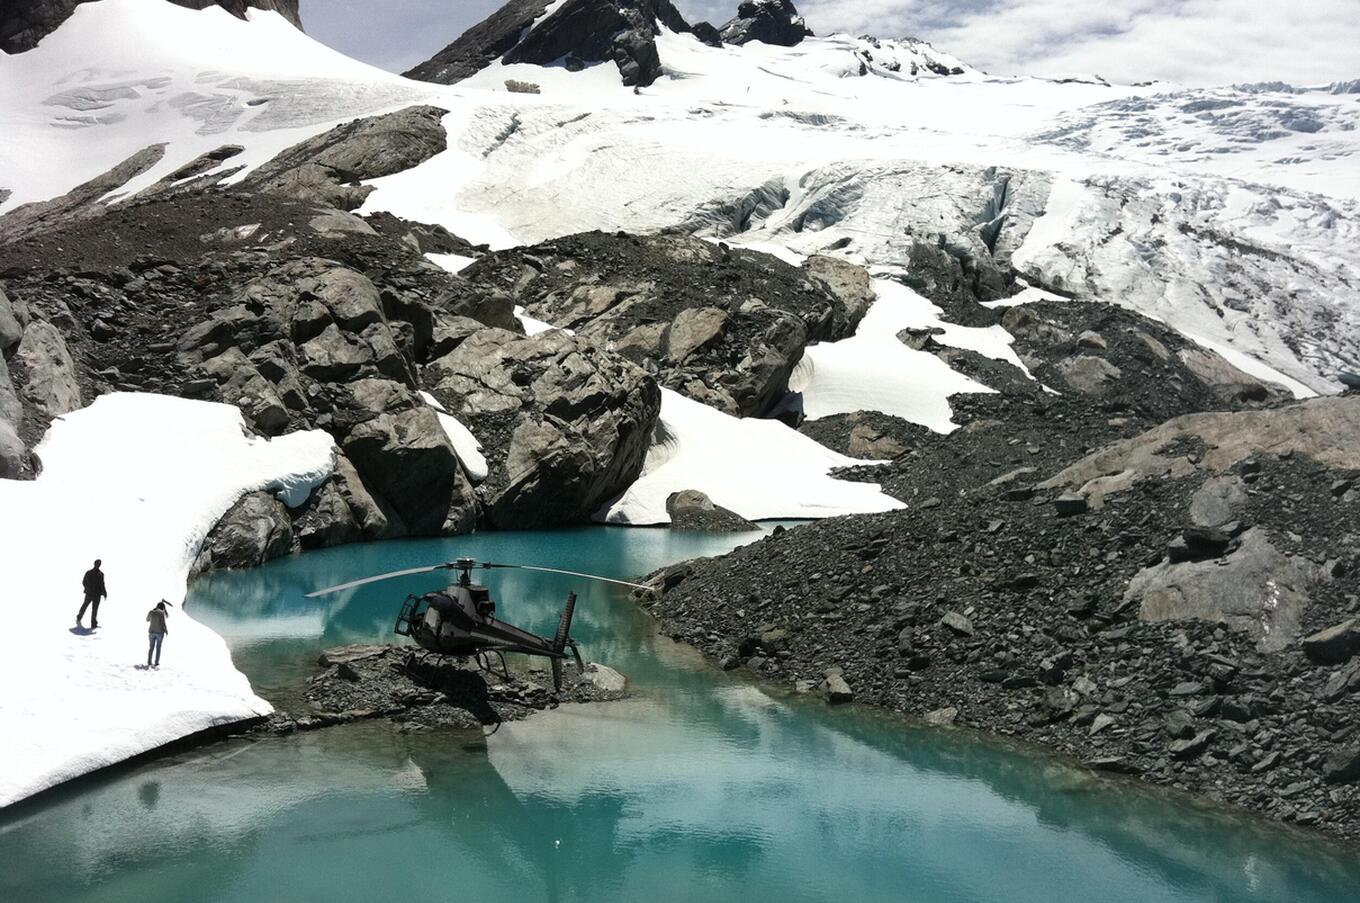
[0,393,335,806]
[600,388,904,524]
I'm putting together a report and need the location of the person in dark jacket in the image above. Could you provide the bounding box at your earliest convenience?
[77,559,107,629]
[146,601,169,668]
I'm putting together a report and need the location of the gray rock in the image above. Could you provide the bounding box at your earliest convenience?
[192,490,297,574]
[821,670,854,703]
[665,307,728,362]
[426,327,660,528]
[0,285,22,352]
[1056,355,1122,394]
[941,611,975,636]
[582,663,627,693]
[342,406,477,537]
[15,321,81,421]
[665,489,757,532]
[804,255,874,328]
[1053,491,1089,516]
[1128,527,1324,651]
[245,105,449,211]
[1302,619,1360,665]
[1164,709,1196,739]
[1188,475,1248,528]
[1324,747,1360,784]
[923,706,958,726]
[1168,729,1215,760]
[1177,347,1291,405]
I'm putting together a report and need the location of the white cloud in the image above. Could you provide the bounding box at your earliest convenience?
[789,0,1360,86]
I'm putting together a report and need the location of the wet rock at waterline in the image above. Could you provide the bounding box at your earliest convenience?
[666,489,758,532]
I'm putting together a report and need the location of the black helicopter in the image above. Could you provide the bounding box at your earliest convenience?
[306,558,646,690]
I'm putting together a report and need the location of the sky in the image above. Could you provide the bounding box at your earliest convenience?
[299,0,1360,87]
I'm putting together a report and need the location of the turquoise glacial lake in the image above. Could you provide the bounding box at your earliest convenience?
[2,526,1357,902]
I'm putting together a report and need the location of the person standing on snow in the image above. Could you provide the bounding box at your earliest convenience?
[145,601,169,668]
[77,559,107,629]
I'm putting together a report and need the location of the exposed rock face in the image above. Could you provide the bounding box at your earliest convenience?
[1043,396,1360,507]
[407,0,694,88]
[463,232,856,417]
[0,286,22,352]
[403,0,553,84]
[0,355,23,477]
[1,1,301,54]
[425,327,661,528]
[191,489,297,574]
[719,0,811,47]
[665,489,757,531]
[15,321,81,421]
[0,144,167,241]
[1127,527,1325,652]
[243,106,449,211]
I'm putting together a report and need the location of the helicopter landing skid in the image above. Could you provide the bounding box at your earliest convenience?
[474,649,512,683]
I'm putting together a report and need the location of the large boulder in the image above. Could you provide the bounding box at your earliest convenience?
[192,490,298,575]
[341,405,479,536]
[15,320,81,421]
[474,231,853,417]
[0,285,22,353]
[665,489,757,532]
[719,0,812,47]
[1126,527,1326,652]
[0,354,26,477]
[425,327,660,528]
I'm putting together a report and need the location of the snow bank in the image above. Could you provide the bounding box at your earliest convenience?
[418,390,489,481]
[0,393,335,807]
[600,389,904,524]
[790,278,1027,433]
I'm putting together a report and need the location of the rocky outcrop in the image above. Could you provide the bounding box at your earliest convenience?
[243,106,449,211]
[0,144,166,241]
[464,231,857,417]
[406,0,695,88]
[191,489,297,574]
[14,321,81,421]
[1127,527,1326,652]
[424,327,661,528]
[1,1,301,54]
[718,0,811,47]
[403,0,553,84]
[1042,396,1360,507]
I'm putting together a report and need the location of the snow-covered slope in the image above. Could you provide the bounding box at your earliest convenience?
[0,0,434,211]
[3,1,1354,391]
[0,394,334,806]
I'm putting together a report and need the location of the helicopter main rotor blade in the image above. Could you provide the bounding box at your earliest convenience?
[304,564,451,598]
[481,562,649,590]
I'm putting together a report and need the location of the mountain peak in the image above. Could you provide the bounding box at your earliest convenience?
[406,0,697,88]
[719,0,812,47]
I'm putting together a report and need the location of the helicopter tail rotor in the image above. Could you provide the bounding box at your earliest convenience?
[550,591,581,692]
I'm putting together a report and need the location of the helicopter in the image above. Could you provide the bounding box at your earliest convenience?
[306,557,647,691]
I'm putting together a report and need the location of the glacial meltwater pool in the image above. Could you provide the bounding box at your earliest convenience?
[2,526,1358,902]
